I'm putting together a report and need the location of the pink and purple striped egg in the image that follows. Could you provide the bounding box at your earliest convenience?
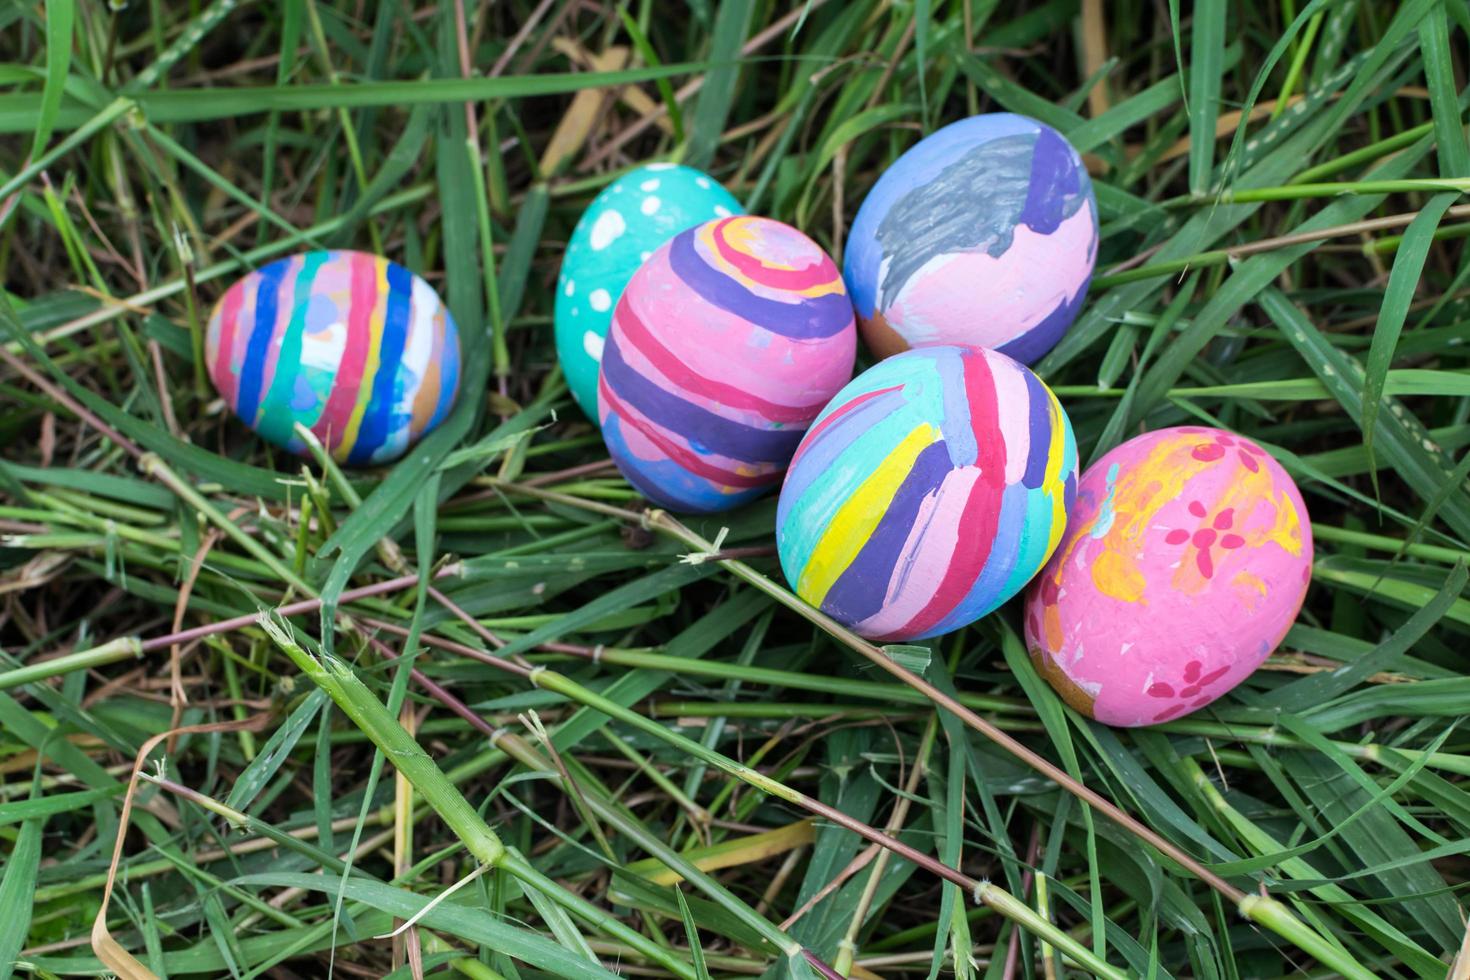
[598,216,857,513]
[1024,427,1313,727]
[206,250,460,466]
[776,345,1078,642]
[844,113,1096,365]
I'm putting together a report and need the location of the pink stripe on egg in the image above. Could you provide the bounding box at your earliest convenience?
[213,281,245,406]
[616,302,826,425]
[856,465,981,639]
[312,251,378,444]
[711,218,836,291]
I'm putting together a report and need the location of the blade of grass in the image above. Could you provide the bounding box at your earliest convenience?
[0,816,40,980]
[236,872,623,979]
[29,0,74,161]
[675,888,714,980]
[1187,0,1225,192]
[0,63,713,133]
[683,0,752,170]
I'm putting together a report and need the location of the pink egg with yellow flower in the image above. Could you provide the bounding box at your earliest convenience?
[1023,426,1312,727]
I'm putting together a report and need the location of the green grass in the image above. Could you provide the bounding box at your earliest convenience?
[2,1,1470,977]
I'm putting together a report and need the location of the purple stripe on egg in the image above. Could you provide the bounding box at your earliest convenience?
[995,276,1090,366]
[819,439,952,626]
[600,413,712,511]
[1021,368,1052,489]
[667,230,853,340]
[1018,125,1082,234]
[601,333,807,464]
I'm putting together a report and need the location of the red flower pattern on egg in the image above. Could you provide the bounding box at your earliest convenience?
[1147,658,1232,721]
[1188,430,1269,472]
[1164,501,1246,578]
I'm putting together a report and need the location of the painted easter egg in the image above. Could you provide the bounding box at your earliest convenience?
[1024,427,1313,727]
[556,164,743,422]
[776,345,1078,642]
[598,215,857,514]
[206,249,460,466]
[844,113,1097,365]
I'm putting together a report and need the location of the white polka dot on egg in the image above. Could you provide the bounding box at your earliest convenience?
[589,210,626,251]
[583,331,604,359]
[589,288,612,312]
[640,197,661,216]
[640,179,660,192]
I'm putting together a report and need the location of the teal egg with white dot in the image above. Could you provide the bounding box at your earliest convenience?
[554,164,743,422]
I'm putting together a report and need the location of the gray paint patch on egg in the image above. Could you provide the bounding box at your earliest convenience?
[872,130,1087,310]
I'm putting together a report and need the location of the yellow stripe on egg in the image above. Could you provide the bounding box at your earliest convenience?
[798,423,939,607]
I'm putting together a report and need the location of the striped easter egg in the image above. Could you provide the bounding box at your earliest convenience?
[206,250,461,466]
[776,345,1078,642]
[598,216,857,513]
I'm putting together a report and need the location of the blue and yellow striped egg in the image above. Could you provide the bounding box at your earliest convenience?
[556,164,743,423]
[776,345,1077,642]
[206,250,460,466]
